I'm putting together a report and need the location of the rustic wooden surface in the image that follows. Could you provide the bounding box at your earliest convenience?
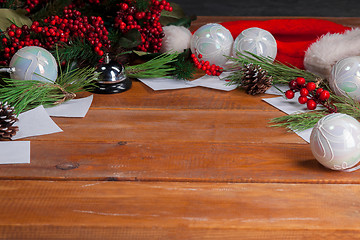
[1,16,360,239]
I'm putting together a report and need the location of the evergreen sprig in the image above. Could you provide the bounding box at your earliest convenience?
[125,52,178,78]
[0,65,97,115]
[172,49,196,80]
[270,111,328,132]
[52,40,101,67]
[226,52,322,85]
[31,0,72,21]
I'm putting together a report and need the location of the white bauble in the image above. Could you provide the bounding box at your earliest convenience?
[232,27,277,61]
[329,56,360,101]
[9,46,58,83]
[160,26,192,53]
[190,23,233,66]
[310,113,360,171]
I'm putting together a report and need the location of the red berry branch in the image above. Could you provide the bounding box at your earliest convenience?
[0,7,111,66]
[191,53,223,76]
[285,77,337,112]
[114,0,173,53]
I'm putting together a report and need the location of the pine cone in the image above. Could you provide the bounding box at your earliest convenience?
[0,102,19,139]
[241,63,273,95]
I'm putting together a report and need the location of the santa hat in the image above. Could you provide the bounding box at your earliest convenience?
[220,19,351,70]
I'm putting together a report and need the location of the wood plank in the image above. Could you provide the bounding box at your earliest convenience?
[1,180,360,239]
[2,141,360,183]
[86,81,280,111]
[28,108,302,144]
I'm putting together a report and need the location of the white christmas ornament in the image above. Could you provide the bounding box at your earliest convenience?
[9,46,58,83]
[329,56,360,101]
[310,113,360,171]
[191,23,233,66]
[160,26,192,53]
[232,27,277,60]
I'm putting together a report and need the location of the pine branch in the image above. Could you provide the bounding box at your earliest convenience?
[331,94,360,119]
[125,52,178,78]
[270,111,328,132]
[52,40,101,67]
[135,0,150,12]
[31,0,72,21]
[226,52,322,85]
[0,66,97,115]
[171,49,196,80]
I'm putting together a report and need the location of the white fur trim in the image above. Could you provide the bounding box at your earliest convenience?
[304,28,360,79]
[160,25,192,53]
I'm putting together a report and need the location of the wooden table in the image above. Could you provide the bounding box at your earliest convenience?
[2,16,360,239]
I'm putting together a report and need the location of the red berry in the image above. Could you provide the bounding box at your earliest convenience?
[316,88,324,96]
[285,90,295,99]
[8,31,15,37]
[307,99,317,110]
[198,54,203,59]
[289,79,297,90]
[319,90,330,101]
[300,88,309,97]
[296,77,306,86]
[298,96,308,104]
[306,82,316,91]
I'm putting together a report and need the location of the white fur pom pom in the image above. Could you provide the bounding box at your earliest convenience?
[304,28,360,79]
[160,25,192,53]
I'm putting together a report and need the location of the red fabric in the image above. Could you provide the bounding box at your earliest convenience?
[219,19,351,69]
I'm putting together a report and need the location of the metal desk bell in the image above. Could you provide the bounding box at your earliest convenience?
[92,54,132,94]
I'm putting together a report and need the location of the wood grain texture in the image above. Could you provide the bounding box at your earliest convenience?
[2,141,360,183]
[2,17,360,239]
[1,180,360,239]
[88,81,278,110]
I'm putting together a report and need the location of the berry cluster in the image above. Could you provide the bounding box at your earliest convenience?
[191,53,223,76]
[285,77,332,111]
[0,23,62,66]
[44,7,110,56]
[24,0,50,12]
[114,0,172,53]
[0,8,110,65]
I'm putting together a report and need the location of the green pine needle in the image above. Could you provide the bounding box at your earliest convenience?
[332,94,360,119]
[226,52,322,85]
[0,65,98,115]
[135,0,150,12]
[51,40,101,67]
[171,49,196,80]
[270,111,328,132]
[125,52,178,78]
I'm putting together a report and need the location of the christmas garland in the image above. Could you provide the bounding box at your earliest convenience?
[225,52,360,131]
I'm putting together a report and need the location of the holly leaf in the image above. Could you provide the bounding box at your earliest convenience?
[0,9,32,32]
[165,15,197,28]
[118,29,142,49]
[160,2,187,26]
[133,50,160,59]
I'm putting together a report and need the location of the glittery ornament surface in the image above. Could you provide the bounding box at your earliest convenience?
[191,23,233,66]
[310,113,360,171]
[329,56,360,101]
[232,27,277,61]
[9,46,58,83]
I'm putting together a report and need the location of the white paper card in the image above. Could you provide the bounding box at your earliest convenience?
[294,128,312,143]
[262,93,307,115]
[262,94,313,143]
[12,106,63,140]
[138,77,196,91]
[190,72,237,91]
[45,95,93,118]
[265,84,288,95]
[0,141,30,164]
